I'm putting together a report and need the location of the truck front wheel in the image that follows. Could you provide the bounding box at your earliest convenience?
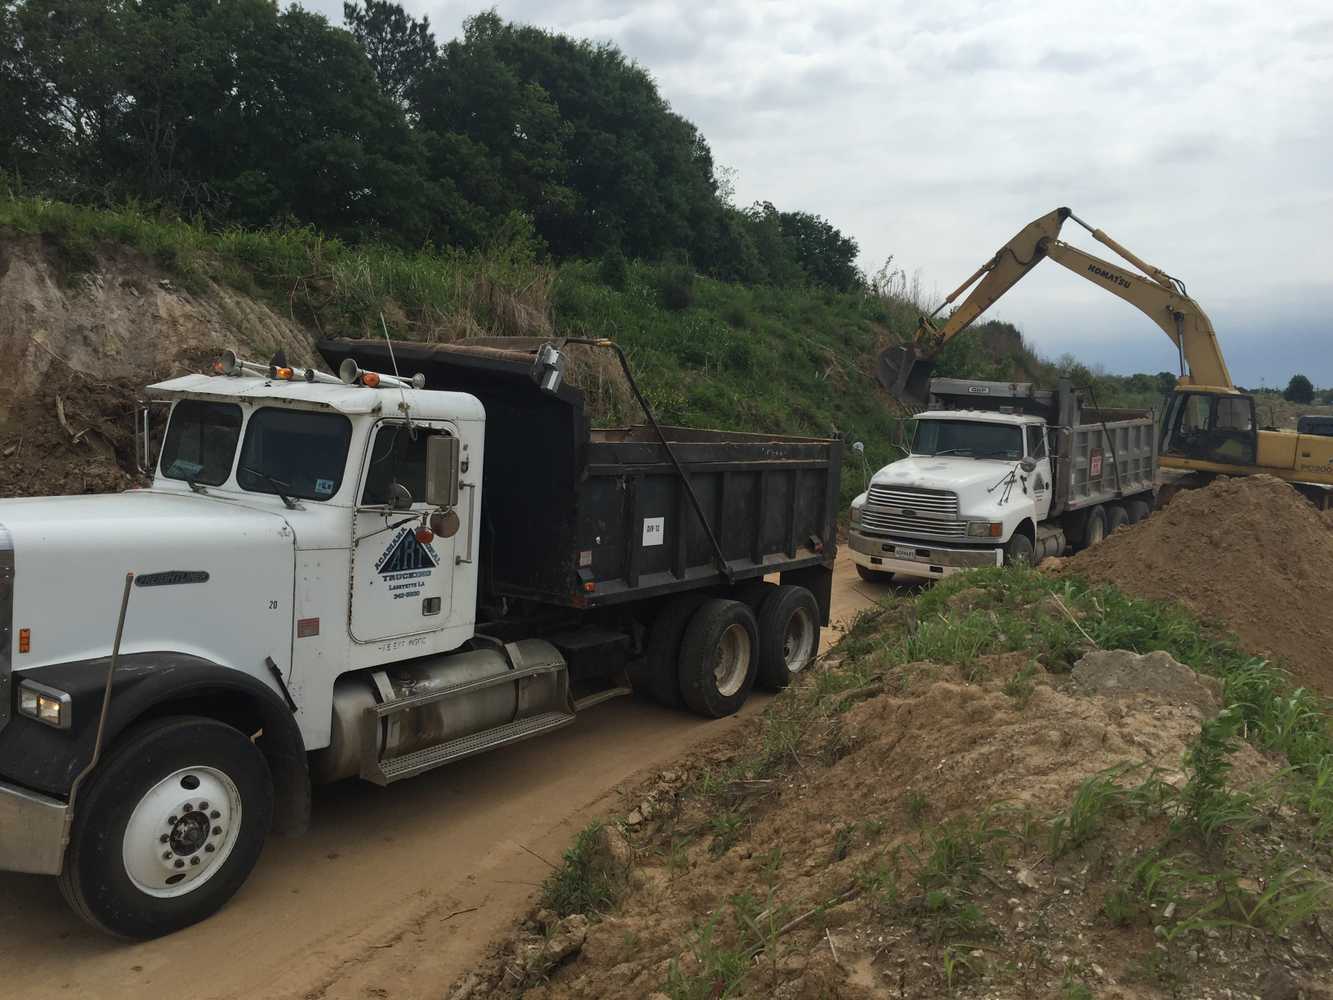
[59,716,273,939]
[678,599,759,718]
[1004,533,1035,566]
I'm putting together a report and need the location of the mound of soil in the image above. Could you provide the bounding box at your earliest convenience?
[1061,475,1333,697]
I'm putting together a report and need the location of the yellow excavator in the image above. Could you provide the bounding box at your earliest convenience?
[878,207,1333,503]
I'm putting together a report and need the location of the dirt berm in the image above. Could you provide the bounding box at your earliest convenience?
[1058,475,1333,698]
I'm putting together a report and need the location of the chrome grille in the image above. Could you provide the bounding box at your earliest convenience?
[859,509,968,538]
[866,485,959,519]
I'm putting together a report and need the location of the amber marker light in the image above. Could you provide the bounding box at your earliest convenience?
[415,527,434,544]
[362,372,381,388]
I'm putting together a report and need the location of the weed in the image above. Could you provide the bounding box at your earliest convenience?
[1049,766,1133,857]
[664,913,748,1000]
[905,789,929,826]
[1060,966,1094,1000]
[1176,708,1254,847]
[539,823,627,917]
[708,810,746,857]
[831,824,855,862]
[1002,660,1038,706]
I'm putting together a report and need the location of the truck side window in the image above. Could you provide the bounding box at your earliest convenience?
[361,424,447,507]
[160,400,242,486]
[236,408,352,501]
[1026,426,1047,460]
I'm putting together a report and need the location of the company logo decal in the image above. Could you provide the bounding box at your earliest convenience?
[376,528,439,600]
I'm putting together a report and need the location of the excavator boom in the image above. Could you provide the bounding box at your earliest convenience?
[879,207,1233,408]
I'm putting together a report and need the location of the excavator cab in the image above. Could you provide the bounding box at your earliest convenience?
[1161,390,1258,468]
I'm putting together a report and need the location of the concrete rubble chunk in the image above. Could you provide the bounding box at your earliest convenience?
[1071,649,1223,715]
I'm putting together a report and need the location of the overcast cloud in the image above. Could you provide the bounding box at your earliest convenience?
[311,0,1333,386]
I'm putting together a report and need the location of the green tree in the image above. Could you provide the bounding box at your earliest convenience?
[1284,374,1315,404]
[343,0,436,108]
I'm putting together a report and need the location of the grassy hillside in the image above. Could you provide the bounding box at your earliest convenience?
[1,196,921,506]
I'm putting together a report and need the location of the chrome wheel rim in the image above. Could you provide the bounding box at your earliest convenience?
[122,766,242,898]
[713,623,752,698]
[782,607,817,674]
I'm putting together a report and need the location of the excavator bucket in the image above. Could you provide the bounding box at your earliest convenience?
[878,343,934,410]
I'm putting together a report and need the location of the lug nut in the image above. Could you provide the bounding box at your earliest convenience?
[160,834,169,844]
[183,803,193,812]
[198,802,209,811]
[174,859,185,869]
[191,857,201,866]
[210,811,220,820]
[169,815,178,825]
[205,844,215,853]
[163,852,172,860]
[212,826,222,836]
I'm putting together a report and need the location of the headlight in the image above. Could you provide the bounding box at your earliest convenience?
[966,521,1004,538]
[849,498,866,525]
[17,680,71,730]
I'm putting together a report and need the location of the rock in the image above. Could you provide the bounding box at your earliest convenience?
[446,972,484,1000]
[1071,649,1223,714]
[597,824,633,870]
[626,808,644,827]
[541,914,590,968]
[1258,968,1299,1000]
[1016,868,1040,890]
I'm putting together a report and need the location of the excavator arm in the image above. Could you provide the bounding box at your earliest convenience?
[879,207,1234,408]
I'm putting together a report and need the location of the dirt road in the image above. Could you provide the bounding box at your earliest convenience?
[0,556,893,1000]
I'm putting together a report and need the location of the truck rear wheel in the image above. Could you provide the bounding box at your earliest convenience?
[1079,506,1107,550]
[643,594,708,708]
[1125,498,1152,524]
[59,716,273,939]
[1105,504,1130,535]
[678,599,759,718]
[755,585,820,691]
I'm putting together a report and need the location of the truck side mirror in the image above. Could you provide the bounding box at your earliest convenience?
[1020,456,1037,473]
[425,435,461,508]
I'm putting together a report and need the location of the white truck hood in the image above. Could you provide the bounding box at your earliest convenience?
[1,490,298,674]
[872,455,1019,494]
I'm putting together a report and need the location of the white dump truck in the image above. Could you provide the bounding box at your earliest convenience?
[849,378,1158,580]
[0,339,840,938]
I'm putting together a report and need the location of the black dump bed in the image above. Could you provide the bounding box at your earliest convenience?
[318,339,840,612]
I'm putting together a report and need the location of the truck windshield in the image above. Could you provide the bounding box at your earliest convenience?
[160,400,242,486]
[913,420,1024,460]
[236,408,352,502]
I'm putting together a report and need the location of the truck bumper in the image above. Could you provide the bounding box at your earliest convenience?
[848,529,1003,578]
[0,780,68,875]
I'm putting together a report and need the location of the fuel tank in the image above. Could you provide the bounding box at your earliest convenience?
[310,639,568,783]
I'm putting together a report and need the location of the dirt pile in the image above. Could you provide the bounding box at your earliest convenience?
[456,651,1302,1000]
[1060,475,1333,697]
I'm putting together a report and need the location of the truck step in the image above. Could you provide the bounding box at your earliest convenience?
[370,711,576,785]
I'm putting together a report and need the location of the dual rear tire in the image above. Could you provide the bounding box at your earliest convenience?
[643,583,822,718]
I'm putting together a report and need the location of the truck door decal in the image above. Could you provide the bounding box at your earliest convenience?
[376,527,439,601]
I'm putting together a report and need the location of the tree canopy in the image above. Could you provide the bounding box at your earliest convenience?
[1,0,861,289]
[1284,374,1315,404]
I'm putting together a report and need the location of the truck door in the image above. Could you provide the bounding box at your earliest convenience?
[350,420,459,643]
[1026,425,1054,520]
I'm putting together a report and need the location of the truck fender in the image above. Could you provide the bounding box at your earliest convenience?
[0,653,310,836]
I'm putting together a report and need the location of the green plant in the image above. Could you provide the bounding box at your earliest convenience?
[1049,766,1134,857]
[905,789,929,826]
[539,823,628,917]
[1002,660,1039,706]
[656,263,696,311]
[1176,708,1254,847]
[708,810,746,857]
[664,913,749,1000]
[831,824,855,862]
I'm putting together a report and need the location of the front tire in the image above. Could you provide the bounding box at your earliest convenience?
[678,599,759,718]
[59,716,273,939]
[755,585,820,691]
[855,563,894,584]
[1004,532,1035,566]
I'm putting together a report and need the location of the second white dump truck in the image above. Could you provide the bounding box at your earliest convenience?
[849,378,1158,579]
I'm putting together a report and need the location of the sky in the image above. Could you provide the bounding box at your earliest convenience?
[310,1,1333,387]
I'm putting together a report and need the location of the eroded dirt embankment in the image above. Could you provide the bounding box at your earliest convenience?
[0,235,317,496]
